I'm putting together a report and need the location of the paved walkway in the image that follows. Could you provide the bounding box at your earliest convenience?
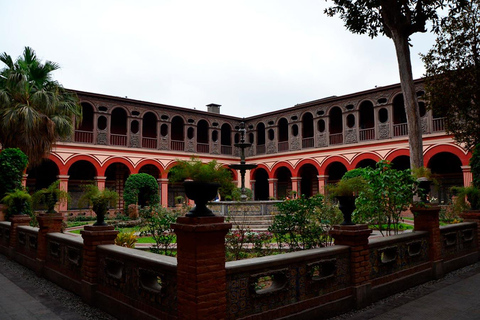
[0,254,113,320]
[0,250,479,319]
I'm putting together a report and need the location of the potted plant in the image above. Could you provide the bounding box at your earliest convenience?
[412,166,435,203]
[2,188,33,219]
[78,185,118,226]
[32,181,69,214]
[327,176,366,225]
[451,186,480,212]
[175,195,185,208]
[169,157,233,217]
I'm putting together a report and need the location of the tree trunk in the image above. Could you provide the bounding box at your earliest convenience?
[391,32,424,169]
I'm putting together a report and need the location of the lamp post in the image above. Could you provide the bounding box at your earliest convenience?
[229,121,257,201]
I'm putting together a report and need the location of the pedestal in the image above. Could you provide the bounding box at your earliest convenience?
[172,216,231,320]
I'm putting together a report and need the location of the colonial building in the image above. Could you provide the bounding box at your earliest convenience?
[25,78,472,212]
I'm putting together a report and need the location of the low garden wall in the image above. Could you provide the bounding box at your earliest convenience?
[209,201,281,216]
[0,208,478,320]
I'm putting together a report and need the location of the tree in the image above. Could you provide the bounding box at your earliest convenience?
[421,1,480,151]
[325,0,454,169]
[0,47,82,166]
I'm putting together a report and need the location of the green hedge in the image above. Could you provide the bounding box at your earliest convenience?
[0,148,28,199]
[123,173,160,207]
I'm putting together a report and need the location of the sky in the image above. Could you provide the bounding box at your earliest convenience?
[0,0,438,118]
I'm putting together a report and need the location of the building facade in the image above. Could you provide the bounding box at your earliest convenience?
[25,79,472,211]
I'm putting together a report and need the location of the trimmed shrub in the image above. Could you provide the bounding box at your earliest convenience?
[123,173,160,208]
[471,144,480,189]
[0,148,28,199]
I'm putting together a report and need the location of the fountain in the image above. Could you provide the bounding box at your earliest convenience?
[229,122,257,201]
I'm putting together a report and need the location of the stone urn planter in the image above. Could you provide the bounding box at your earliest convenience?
[336,195,356,225]
[183,181,220,217]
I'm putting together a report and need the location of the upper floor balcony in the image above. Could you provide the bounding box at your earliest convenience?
[68,82,447,157]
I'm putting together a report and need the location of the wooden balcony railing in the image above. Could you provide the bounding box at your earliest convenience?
[197,143,209,153]
[329,133,343,145]
[171,140,184,151]
[433,117,445,132]
[110,134,127,146]
[393,123,408,137]
[221,145,232,155]
[142,137,157,149]
[74,130,94,143]
[302,137,314,149]
[359,128,375,141]
[278,141,289,152]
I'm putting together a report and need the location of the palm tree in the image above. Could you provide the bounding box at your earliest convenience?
[0,47,82,166]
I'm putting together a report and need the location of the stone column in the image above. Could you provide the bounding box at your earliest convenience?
[250,180,256,200]
[268,178,278,199]
[159,178,169,207]
[412,206,443,279]
[291,177,301,198]
[9,215,31,254]
[330,224,372,308]
[461,166,473,187]
[22,174,28,188]
[317,175,328,195]
[172,216,231,320]
[57,175,70,214]
[80,225,119,304]
[94,176,107,191]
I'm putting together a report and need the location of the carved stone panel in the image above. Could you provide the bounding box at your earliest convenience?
[345,129,357,144]
[267,141,276,154]
[186,139,195,152]
[97,132,107,145]
[130,134,140,148]
[378,123,389,140]
[421,117,428,134]
[317,133,327,147]
[290,136,301,151]
[159,137,169,150]
[212,142,220,155]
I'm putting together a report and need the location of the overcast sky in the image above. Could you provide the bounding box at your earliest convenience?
[1,0,437,117]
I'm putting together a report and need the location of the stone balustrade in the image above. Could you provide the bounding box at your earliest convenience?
[0,208,478,320]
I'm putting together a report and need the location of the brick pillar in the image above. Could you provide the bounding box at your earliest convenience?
[80,225,118,304]
[36,213,63,275]
[172,216,231,320]
[268,178,277,199]
[412,206,443,279]
[57,175,70,214]
[9,215,31,251]
[330,224,372,308]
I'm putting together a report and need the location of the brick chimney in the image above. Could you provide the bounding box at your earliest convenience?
[206,103,221,114]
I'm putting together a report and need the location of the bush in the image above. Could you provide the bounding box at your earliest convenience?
[471,144,480,189]
[268,194,341,251]
[2,188,33,220]
[140,205,179,256]
[232,188,253,201]
[123,173,160,208]
[0,148,28,200]
[115,231,137,248]
[355,161,416,235]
